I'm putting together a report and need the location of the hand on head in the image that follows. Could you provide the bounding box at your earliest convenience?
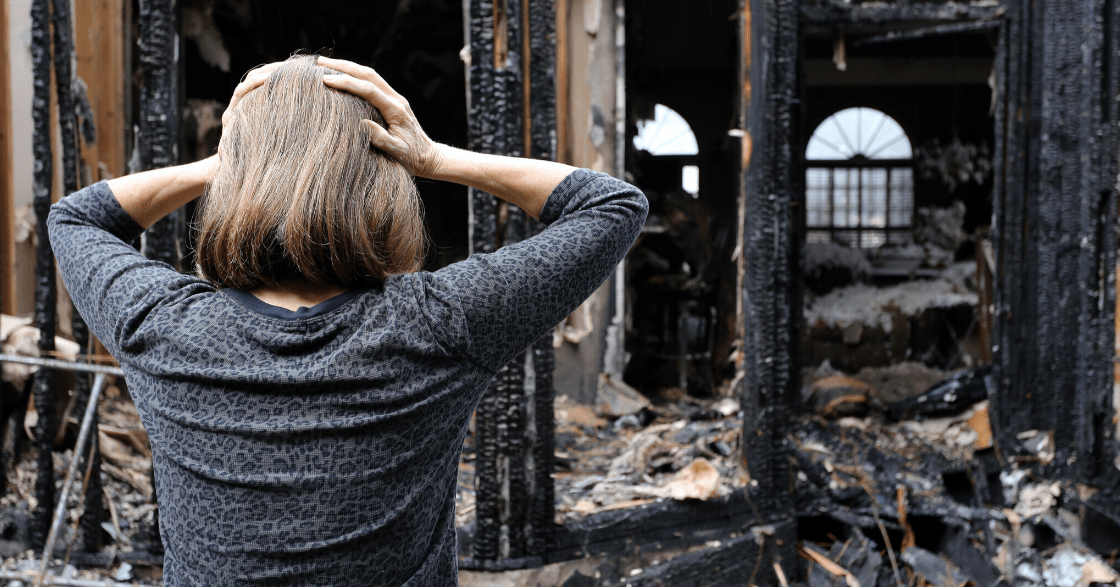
[222,61,283,128]
[220,56,441,178]
[318,56,443,178]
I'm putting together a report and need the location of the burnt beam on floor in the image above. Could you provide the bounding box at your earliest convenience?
[463,0,558,569]
[991,0,1120,479]
[738,0,801,520]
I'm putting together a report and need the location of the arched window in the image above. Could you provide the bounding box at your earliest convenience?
[805,108,914,248]
[633,104,700,196]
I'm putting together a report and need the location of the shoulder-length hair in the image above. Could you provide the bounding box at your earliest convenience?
[195,55,426,290]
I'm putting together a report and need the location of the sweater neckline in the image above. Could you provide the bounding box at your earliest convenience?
[223,287,367,320]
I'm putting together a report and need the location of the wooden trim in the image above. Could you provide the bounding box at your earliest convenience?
[521,0,531,158]
[75,0,127,181]
[555,0,569,164]
[0,0,16,314]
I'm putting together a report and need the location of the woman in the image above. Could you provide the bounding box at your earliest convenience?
[48,55,646,585]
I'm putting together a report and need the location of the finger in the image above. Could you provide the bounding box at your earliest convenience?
[227,63,280,113]
[323,75,406,120]
[362,119,405,158]
[317,56,405,102]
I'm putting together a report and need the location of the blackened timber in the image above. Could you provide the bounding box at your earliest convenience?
[799,1,1004,26]
[50,0,103,550]
[551,492,760,562]
[623,520,795,587]
[465,0,559,567]
[991,0,1120,479]
[529,334,554,557]
[852,20,1001,47]
[50,0,76,197]
[739,0,800,519]
[137,0,179,269]
[29,0,56,551]
[526,0,557,560]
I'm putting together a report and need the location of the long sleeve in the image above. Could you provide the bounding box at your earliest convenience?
[47,181,212,358]
[424,169,647,372]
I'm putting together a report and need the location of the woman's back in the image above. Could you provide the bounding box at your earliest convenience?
[50,166,646,585]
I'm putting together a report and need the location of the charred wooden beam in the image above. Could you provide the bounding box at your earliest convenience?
[553,493,760,562]
[464,0,558,569]
[137,0,179,269]
[135,0,178,552]
[623,520,795,587]
[29,0,57,551]
[48,0,103,552]
[991,0,1120,479]
[800,1,1004,26]
[852,20,1000,46]
[739,0,801,520]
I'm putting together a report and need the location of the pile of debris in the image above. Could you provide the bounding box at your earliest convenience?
[0,380,162,584]
[802,261,979,372]
[792,358,1120,587]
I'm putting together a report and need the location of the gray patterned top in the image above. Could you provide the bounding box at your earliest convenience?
[48,169,647,586]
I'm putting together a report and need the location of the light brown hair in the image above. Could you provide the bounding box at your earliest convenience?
[195,55,426,290]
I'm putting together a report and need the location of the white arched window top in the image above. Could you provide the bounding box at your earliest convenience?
[806,108,912,161]
[633,104,699,156]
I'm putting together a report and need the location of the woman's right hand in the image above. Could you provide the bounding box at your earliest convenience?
[318,56,443,178]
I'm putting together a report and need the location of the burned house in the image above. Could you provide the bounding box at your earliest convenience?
[0,0,1118,585]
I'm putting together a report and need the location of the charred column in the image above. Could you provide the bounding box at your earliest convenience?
[137,0,180,268]
[135,0,178,552]
[465,0,558,568]
[992,0,1120,478]
[29,0,57,550]
[739,0,801,518]
[50,0,104,551]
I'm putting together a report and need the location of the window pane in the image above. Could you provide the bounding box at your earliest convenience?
[889,168,914,228]
[803,165,914,249]
[834,169,857,227]
[806,168,830,227]
[860,168,887,228]
[806,230,831,244]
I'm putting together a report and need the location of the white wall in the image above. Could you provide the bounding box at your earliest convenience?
[8,0,35,315]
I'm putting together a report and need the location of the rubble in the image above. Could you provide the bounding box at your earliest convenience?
[803,242,873,295]
[804,277,977,334]
[0,381,161,584]
[803,262,980,372]
[888,364,992,421]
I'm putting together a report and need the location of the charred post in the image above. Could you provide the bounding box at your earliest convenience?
[991,0,1120,479]
[29,0,57,550]
[465,0,558,568]
[739,0,801,519]
[137,0,179,269]
[49,0,103,551]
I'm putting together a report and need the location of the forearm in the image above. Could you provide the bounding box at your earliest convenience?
[423,145,578,219]
[106,155,219,229]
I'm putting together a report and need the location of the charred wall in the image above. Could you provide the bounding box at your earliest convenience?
[992,0,1120,479]
[461,0,559,569]
[739,0,802,518]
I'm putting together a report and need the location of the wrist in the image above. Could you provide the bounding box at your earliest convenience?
[188,155,220,186]
[418,143,452,180]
